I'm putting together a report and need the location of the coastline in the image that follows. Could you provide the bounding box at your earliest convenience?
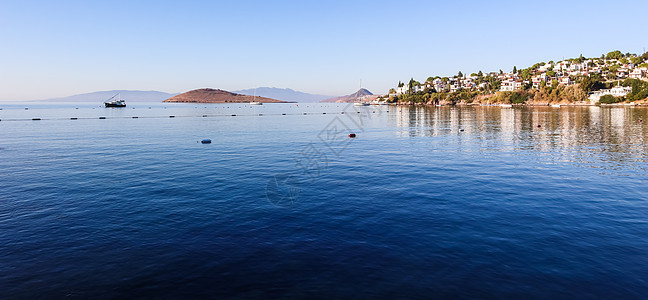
[387,101,648,107]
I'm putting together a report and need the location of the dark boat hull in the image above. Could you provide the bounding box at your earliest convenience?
[105,103,126,107]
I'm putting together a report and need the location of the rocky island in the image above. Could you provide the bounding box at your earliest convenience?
[163,88,289,103]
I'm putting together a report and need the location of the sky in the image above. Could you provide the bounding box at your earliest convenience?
[1,0,647,101]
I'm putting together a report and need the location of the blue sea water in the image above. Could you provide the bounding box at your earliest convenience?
[1,102,647,298]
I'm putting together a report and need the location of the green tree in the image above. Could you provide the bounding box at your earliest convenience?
[512,66,517,74]
[606,50,623,60]
[623,78,648,102]
[389,88,396,94]
[631,57,642,64]
[458,71,463,78]
[606,72,618,81]
[408,78,415,94]
[576,54,584,63]
[426,76,434,82]
[620,58,629,64]
[599,94,620,104]
[477,70,483,77]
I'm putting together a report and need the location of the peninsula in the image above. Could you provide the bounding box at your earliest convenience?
[163,88,289,103]
[385,50,648,106]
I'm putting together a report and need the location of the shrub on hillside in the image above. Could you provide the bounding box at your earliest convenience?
[598,94,622,104]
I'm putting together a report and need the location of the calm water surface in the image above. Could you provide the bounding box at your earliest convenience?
[1,103,647,298]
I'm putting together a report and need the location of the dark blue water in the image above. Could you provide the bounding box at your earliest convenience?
[1,103,647,298]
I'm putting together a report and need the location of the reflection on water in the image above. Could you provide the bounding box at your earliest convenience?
[391,106,648,174]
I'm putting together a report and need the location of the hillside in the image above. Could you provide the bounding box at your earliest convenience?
[321,88,374,103]
[32,90,178,102]
[233,87,331,103]
[163,88,288,103]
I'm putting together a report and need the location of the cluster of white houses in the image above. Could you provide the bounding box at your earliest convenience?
[395,57,648,103]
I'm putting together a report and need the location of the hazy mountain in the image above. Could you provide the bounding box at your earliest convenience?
[33,90,178,102]
[233,87,331,103]
[320,88,374,103]
[163,88,287,103]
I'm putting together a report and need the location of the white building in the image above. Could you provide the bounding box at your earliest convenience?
[500,79,522,91]
[629,68,646,79]
[588,86,633,102]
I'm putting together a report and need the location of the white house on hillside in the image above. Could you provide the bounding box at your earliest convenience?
[588,85,633,103]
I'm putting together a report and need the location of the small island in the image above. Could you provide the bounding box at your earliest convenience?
[163,88,290,103]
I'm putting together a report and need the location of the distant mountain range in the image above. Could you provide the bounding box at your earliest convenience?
[163,88,288,103]
[320,88,374,103]
[28,87,356,103]
[33,90,178,102]
[233,87,331,103]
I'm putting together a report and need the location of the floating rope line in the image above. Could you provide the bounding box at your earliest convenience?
[0,110,389,122]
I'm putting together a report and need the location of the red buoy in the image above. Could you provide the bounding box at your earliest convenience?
[349,133,356,138]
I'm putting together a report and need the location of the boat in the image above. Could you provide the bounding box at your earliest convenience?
[104,93,126,107]
[500,104,513,108]
[551,104,562,108]
[354,102,370,106]
[250,88,262,105]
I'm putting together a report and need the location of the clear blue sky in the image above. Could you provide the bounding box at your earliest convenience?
[1,0,647,100]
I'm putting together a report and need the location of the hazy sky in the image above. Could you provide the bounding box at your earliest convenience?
[1,0,647,100]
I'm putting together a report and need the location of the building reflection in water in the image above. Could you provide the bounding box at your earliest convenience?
[389,105,648,172]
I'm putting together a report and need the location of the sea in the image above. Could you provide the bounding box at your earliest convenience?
[1,102,647,299]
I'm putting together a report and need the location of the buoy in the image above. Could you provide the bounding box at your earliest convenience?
[25,108,28,110]
[231,114,236,116]
[70,117,78,120]
[99,116,106,119]
[282,113,286,115]
[132,116,138,119]
[201,139,212,144]
[349,133,356,138]
[32,118,41,121]
[202,115,207,117]
[460,129,464,132]
[303,113,307,115]
[537,124,541,128]
[323,112,326,114]
[169,115,175,118]
[259,114,263,116]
